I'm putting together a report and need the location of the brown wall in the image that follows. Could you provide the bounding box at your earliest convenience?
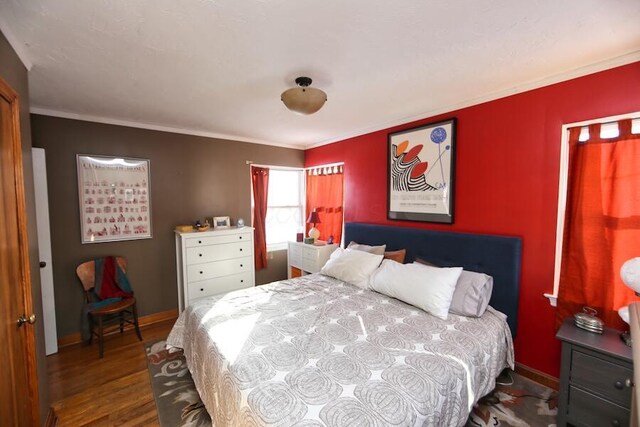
[0,32,49,422]
[31,115,304,338]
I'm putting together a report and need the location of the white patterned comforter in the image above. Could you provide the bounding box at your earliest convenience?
[167,274,514,427]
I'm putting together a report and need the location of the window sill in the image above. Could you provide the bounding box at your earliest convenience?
[544,293,558,307]
[267,242,288,252]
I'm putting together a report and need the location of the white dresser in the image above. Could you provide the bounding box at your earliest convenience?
[175,227,255,312]
[287,241,338,278]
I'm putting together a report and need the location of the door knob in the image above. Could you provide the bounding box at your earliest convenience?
[17,314,36,327]
[39,261,46,268]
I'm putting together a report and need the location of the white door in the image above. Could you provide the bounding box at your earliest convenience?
[32,147,57,355]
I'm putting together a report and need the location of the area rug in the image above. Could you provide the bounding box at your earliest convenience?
[146,340,557,427]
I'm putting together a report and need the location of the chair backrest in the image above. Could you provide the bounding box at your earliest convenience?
[76,257,128,300]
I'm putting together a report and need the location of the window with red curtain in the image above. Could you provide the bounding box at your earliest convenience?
[306,165,344,244]
[556,119,640,330]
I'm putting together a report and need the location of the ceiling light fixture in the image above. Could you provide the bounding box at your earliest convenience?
[281,76,327,115]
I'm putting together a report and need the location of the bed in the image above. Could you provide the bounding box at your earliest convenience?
[167,223,522,426]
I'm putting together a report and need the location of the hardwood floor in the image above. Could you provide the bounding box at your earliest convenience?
[47,319,175,426]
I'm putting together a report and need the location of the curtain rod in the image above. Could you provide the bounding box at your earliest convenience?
[246,161,303,171]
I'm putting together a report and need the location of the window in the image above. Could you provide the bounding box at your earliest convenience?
[547,114,640,307]
[265,169,304,249]
[549,114,640,330]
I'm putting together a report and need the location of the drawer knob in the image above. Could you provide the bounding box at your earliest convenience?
[240,248,243,251]
[198,240,202,244]
[626,378,634,388]
[239,236,243,239]
[612,419,620,427]
[240,264,243,267]
[199,254,202,257]
[200,288,204,291]
[614,381,624,390]
[199,271,203,274]
[241,280,244,283]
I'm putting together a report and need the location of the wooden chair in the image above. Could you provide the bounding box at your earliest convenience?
[76,256,142,358]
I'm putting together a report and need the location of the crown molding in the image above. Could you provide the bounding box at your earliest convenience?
[29,107,303,150]
[305,50,640,150]
[0,15,32,71]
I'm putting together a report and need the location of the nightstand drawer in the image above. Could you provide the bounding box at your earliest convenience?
[568,386,629,427]
[571,350,632,407]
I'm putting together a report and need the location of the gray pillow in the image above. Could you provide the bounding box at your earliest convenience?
[449,270,493,317]
[415,258,493,317]
[347,241,386,256]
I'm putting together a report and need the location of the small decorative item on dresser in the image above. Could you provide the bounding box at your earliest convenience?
[618,257,640,346]
[296,232,304,242]
[213,216,231,229]
[304,237,314,244]
[175,224,194,233]
[236,218,245,227]
[196,219,210,232]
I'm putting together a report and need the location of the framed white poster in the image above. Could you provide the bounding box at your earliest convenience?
[388,118,456,223]
[77,154,152,243]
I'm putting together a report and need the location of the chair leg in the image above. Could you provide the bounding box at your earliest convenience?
[98,315,104,358]
[88,313,94,344]
[119,312,124,333]
[133,303,143,341]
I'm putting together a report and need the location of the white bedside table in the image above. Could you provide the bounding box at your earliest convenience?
[287,241,338,278]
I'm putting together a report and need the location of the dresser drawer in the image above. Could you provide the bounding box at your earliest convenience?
[571,350,632,407]
[186,241,252,265]
[568,386,629,427]
[185,232,252,248]
[187,256,252,281]
[187,272,253,301]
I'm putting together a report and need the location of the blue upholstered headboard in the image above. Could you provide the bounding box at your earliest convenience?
[344,223,522,336]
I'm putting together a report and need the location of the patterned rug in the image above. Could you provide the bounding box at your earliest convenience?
[146,340,557,427]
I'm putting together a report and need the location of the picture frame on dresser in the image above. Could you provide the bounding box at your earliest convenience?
[77,154,152,243]
[213,216,231,229]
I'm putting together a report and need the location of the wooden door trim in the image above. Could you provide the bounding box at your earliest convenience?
[0,76,40,425]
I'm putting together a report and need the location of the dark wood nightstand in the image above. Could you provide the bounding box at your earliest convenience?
[556,318,633,427]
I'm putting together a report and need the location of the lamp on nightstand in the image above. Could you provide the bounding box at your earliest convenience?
[306,209,321,240]
[618,257,640,346]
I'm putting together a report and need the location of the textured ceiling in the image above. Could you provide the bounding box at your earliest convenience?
[1,0,639,149]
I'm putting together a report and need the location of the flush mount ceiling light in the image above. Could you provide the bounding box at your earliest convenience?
[281,76,327,115]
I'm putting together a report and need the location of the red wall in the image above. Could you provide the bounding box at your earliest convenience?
[305,62,640,377]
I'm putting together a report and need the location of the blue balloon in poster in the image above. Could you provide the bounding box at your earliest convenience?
[430,127,447,144]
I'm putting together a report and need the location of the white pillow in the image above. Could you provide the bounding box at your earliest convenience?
[320,248,384,288]
[370,259,462,320]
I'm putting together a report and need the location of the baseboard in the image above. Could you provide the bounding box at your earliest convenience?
[44,407,57,427]
[57,309,178,348]
[514,362,559,390]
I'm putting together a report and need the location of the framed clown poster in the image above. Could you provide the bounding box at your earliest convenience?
[387,118,456,223]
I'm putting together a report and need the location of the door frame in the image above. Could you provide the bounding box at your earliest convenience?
[0,76,40,424]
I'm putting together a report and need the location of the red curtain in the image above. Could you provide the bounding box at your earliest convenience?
[251,167,269,270]
[306,168,344,244]
[557,119,640,329]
